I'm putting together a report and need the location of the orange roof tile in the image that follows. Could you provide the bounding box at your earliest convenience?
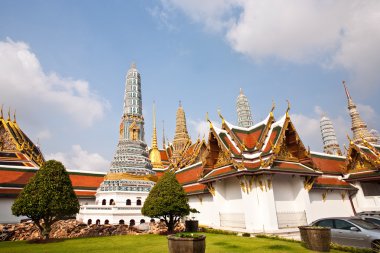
[311,154,346,174]
[183,183,207,194]
[175,164,203,184]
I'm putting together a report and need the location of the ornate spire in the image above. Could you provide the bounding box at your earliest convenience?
[162,120,166,149]
[108,63,152,174]
[236,88,253,128]
[123,63,142,117]
[320,115,342,155]
[343,81,378,144]
[149,102,163,168]
[172,101,191,159]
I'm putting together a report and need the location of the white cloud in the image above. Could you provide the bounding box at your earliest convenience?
[189,119,209,140]
[291,111,352,153]
[0,38,109,127]
[36,129,52,141]
[159,0,380,92]
[357,103,380,131]
[189,119,221,141]
[46,145,110,172]
[291,113,322,151]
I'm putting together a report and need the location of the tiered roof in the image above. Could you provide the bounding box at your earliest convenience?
[345,138,380,181]
[0,109,105,199]
[0,112,44,167]
[200,109,319,183]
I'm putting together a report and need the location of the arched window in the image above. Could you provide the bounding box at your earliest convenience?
[140,219,145,224]
[129,219,135,226]
[110,199,115,205]
[96,219,100,225]
[102,199,106,205]
[119,219,125,225]
[150,218,155,223]
[105,219,109,225]
[136,199,142,206]
[126,199,131,205]
[87,219,92,225]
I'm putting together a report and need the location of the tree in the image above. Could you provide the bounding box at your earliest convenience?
[142,172,193,234]
[12,160,79,239]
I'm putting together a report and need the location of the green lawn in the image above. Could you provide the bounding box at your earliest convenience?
[0,233,348,253]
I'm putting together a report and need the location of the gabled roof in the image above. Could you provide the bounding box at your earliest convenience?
[200,111,319,183]
[0,117,44,167]
[346,139,380,175]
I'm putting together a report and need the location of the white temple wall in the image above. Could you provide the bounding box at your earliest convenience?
[253,175,279,231]
[0,198,27,224]
[308,189,354,222]
[188,194,218,227]
[351,182,380,212]
[273,174,301,212]
[211,178,246,229]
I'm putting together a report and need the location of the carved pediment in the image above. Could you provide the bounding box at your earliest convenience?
[0,124,17,151]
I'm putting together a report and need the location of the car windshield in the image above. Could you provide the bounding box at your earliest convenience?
[349,219,379,230]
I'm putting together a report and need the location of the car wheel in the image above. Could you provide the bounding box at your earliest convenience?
[371,240,380,252]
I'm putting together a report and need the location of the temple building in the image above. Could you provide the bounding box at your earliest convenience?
[151,81,379,232]
[1,72,380,233]
[77,63,156,226]
[0,108,105,223]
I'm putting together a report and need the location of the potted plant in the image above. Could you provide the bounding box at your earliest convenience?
[168,233,206,253]
[298,226,331,252]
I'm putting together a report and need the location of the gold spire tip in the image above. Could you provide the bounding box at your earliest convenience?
[286,100,291,116]
[271,100,275,112]
[7,107,11,121]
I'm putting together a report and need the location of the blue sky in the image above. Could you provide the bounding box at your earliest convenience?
[0,0,379,171]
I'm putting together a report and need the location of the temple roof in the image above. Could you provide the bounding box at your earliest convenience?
[200,110,319,183]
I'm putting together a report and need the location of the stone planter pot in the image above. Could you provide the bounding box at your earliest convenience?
[167,234,206,253]
[299,226,331,252]
[185,220,199,232]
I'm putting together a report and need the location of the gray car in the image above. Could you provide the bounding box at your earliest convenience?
[311,217,380,250]
[357,215,380,227]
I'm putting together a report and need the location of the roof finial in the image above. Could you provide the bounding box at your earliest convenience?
[7,107,11,121]
[217,108,225,124]
[13,109,16,123]
[240,88,243,94]
[152,101,158,149]
[0,104,3,119]
[286,100,291,116]
[342,80,351,99]
[131,62,136,69]
[179,100,182,107]
[271,100,275,112]
[162,120,166,149]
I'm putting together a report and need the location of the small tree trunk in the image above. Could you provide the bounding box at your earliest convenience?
[42,219,51,240]
[167,214,174,234]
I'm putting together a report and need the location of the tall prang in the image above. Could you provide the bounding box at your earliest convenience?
[77,63,156,225]
[320,115,342,155]
[343,81,378,145]
[172,101,191,162]
[236,88,253,128]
